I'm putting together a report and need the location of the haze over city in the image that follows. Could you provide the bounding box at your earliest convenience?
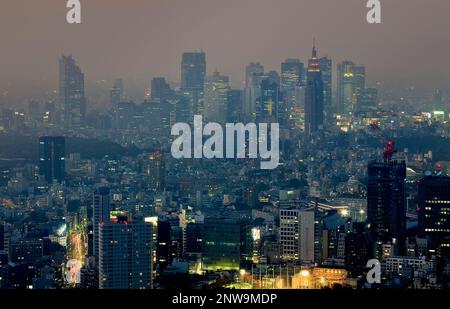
[1,0,450,105]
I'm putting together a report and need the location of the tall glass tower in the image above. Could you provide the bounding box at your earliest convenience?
[304,42,324,138]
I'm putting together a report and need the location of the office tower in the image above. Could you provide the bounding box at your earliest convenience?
[157,221,172,271]
[184,223,203,255]
[245,62,264,88]
[314,206,324,264]
[141,99,171,141]
[170,225,184,261]
[226,89,243,123]
[143,151,165,192]
[353,65,366,103]
[318,57,332,118]
[418,176,450,258]
[180,52,206,116]
[93,187,110,259]
[204,71,230,123]
[281,59,304,95]
[256,78,280,123]
[39,136,65,184]
[281,59,304,125]
[279,208,315,262]
[59,55,86,127]
[337,61,355,114]
[86,224,94,257]
[110,79,124,110]
[244,62,264,121]
[203,218,250,271]
[98,215,152,289]
[345,222,371,277]
[151,77,173,100]
[367,161,407,258]
[183,222,203,274]
[358,88,378,112]
[304,43,324,137]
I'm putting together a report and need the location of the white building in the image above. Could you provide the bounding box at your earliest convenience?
[279,208,315,263]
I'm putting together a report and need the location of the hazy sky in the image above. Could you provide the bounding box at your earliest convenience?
[1,0,450,103]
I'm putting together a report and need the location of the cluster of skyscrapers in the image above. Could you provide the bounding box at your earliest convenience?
[0,43,449,290]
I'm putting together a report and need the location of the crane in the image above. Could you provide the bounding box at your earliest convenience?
[369,122,396,162]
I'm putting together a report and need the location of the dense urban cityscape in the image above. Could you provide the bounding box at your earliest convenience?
[0,44,449,290]
[1,1,450,292]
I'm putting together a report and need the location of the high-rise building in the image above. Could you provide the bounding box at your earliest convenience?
[256,78,280,123]
[180,52,206,116]
[157,220,171,271]
[353,65,366,101]
[344,222,371,277]
[337,62,366,114]
[304,43,324,137]
[98,215,152,289]
[93,187,111,259]
[244,62,264,121]
[59,55,86,127]
[418,176,450,259]
[281,59,304,124]
[151,77,173,101]
[367,161,407,258]
[39,136,65,184]
[204,71,230,123]
[110,79,124,110]
[226,89,243,123]
[279,208,315,263]
[143,151,165,192]
[337,61,355,115]
[318,57,332,118]
[358,88,378,112]
[203,218,251,271]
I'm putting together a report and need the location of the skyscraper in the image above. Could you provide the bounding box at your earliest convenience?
[304,43,324,137]
[98,215,152,289]
[344,222,372,277]
[337,61,366,114]
[38,136,65,183]
[110,79,124,111]
[353,65,366,103]
[281,59,304,123]
[418,176,450,259]
[337,61,355,115]
[256,78,280,123]
[157,220,171,271]
[367,161,407,258]
[318,57,332,118]
[244,62,264,121]
[226,89,243,123]
[143,151,165,192]
[93,187,111,259]
[180,52,206,116]
[279,208,315,263]
[358,88,378,112]
[151,77,173,101]
[204,71,230,124]
[59,55,86,127]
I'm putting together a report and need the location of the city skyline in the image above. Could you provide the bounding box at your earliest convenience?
[1,0,450,104]
[1,0,450,294]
